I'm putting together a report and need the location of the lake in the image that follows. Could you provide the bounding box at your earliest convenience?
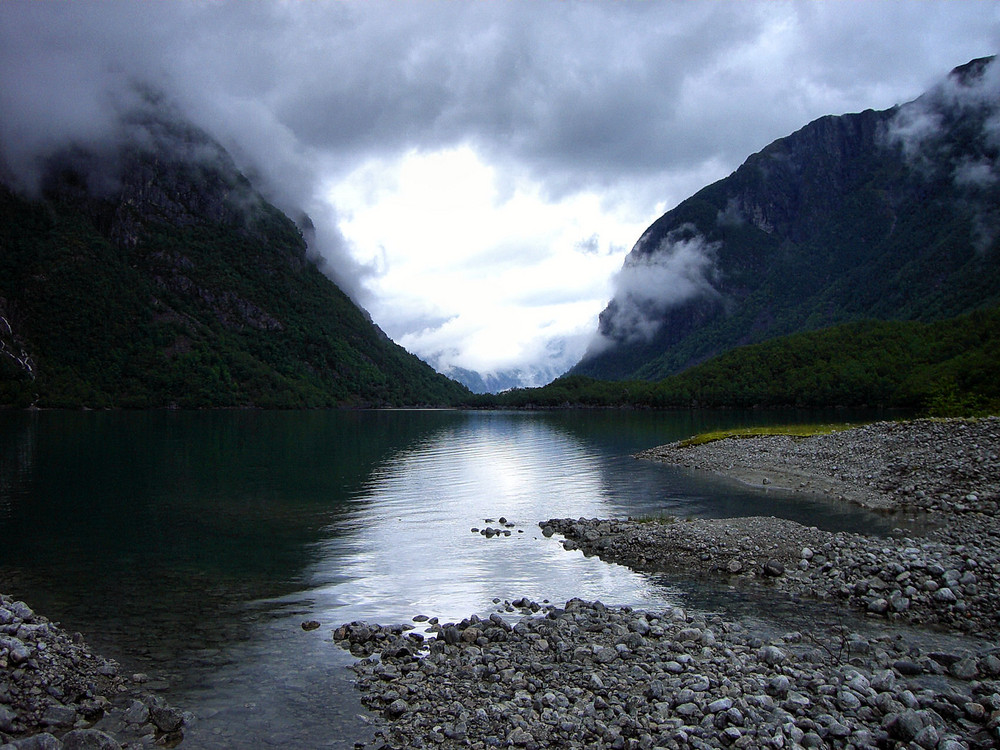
[0,409,904,747]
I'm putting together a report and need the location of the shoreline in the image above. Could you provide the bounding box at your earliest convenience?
[0,594,186,750]
[335,417,1000,749]
[6,417,999,748]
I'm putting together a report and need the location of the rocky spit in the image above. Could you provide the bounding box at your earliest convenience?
[335,418,1000,749]
[0,595,185,750]
[336,599,998,749]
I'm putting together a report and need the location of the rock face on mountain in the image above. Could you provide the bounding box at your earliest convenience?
[0,94,468,408]
[573,57,1000,381]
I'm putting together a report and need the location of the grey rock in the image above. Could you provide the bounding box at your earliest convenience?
[760,645,786,666]
[11,734,62,750]
[0,704,16,732]
[892,659,923,676]
[149,704,184,732]
[386,699,409,719]
[707,697,732,713]
[950,657,979,680]
[41,703,77,727]
[61,730,122,750]
[933,587,958,603]
[763,559,785,577]
[885,709,926,741]
[121,699,149,725]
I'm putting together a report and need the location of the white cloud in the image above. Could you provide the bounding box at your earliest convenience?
[328,146,647,374]
[1,0,999,383]
[592,227,721,351]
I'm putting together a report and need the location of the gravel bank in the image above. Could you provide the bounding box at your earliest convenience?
[546,416,1000,636]
[335,418,1000,748]
[636,418,1000,515]
[0,595,186,750]
[336,599,999,749]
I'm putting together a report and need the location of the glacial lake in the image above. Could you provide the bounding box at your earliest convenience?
[0,409,911,748]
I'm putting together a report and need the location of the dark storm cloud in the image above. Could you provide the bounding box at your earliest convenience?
[1,0,999,327]
[3,1,998,203]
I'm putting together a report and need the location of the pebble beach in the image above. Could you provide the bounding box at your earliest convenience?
[4,417,999,749]
[337,418,1000,749]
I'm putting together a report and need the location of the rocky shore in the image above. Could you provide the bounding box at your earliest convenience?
[0,595,185,750]
[336,598,999,749]
[336,418,1000,749]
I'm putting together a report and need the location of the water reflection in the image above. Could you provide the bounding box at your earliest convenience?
[0,409,906,748]
[306,413,678,627]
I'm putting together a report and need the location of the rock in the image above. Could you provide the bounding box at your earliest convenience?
[893,659,923,676]
[885,709,926,741]
[708,697,733,713]
[41,703,77,727]
[868,598,890,614]
[760,645,786,666]
[950,657,979,680]
[508,728,533,746]
[763,559,784,577]
[122,698,149,725]
[149,703,185,733]
[594,646,618,664]
[9,734,63,750]
[933,587,958,603]
[61,729,123,750]
[386,699,409,719]
[0,704,17,732]
[301,620,321,631]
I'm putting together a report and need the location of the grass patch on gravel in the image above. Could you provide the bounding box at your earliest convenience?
[677,423,857,448]
[630,514,680,525]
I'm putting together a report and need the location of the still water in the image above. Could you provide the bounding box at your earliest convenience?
[0,409,902,747]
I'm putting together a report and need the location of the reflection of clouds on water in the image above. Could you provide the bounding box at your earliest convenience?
[306,413,677,625]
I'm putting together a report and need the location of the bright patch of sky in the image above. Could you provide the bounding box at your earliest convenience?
[328,146,653,374]
[1,0,999,384]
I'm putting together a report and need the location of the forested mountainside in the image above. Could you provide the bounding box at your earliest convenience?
[572,57,1000,382]
[482,306,1000,414]
[0,95,468,408]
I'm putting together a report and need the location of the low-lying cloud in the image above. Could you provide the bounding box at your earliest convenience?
[885,56,1000,253]
[592,226,721,350]
[1,1,998,383]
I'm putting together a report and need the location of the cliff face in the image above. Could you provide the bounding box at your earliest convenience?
[573,57,1000,382]
[0,97,468,408]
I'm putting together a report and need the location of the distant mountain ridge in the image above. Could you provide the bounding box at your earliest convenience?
[572,56,1000,381]
[442,364,566,394]
[0,93,468,407]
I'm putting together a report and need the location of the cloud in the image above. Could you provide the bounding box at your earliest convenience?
[592,226,721,350]
[885,57,1000,174]
[883,56,1000,253]
[1,1,999,382]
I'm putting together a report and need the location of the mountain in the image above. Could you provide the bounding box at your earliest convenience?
[0,94,469,408]
[442,363,568,394]
[489,306,1000,415]
[572,57,1000,381]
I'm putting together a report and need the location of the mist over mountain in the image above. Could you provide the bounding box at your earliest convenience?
[0,92,469,408]
[572,57,1000,382]
[442,364,568,395]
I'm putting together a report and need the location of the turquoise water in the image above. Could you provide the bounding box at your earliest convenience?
[0,409,903,747]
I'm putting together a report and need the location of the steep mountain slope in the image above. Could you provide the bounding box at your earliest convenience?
[0,96,468,408]
[572,57,1000,381]
[488,306,1000,413]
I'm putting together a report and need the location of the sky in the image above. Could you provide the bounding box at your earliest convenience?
[1,1,998,386]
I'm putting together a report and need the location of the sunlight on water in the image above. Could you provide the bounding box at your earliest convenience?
[307,416,679,627]
[0,409,901,748]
